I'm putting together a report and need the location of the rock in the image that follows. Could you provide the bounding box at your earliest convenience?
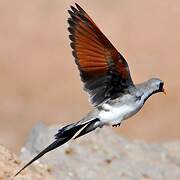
[20,122,180,180]
[0,144,55,180]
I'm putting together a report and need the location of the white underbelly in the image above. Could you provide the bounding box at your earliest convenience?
[98,102,142,125]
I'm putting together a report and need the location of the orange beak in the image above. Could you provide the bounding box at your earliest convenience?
[162,87,166,95]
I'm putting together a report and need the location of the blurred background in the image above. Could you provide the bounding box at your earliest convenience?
[0,0,179,153]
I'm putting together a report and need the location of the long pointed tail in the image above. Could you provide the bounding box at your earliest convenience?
[15,118,100,177]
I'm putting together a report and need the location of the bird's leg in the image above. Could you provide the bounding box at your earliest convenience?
[112,123,121,127]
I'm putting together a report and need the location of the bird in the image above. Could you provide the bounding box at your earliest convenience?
[15,3,165,176]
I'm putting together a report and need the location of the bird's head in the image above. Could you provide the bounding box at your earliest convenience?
[147,78,166,95]
[139,78,165,103]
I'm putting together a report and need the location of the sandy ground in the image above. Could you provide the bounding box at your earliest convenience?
[0,0,180,152]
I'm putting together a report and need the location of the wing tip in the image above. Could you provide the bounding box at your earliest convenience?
[68,9,74,18]
[75,3,85,13]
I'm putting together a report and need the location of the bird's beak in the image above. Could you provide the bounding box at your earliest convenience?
[162,87,166,95]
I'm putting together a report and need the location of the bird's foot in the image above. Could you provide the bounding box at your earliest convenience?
[112,123,121,127]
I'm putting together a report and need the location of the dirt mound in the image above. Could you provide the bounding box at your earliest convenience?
[0,144,55,180]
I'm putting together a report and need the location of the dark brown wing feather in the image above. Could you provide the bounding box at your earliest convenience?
[68,3,134,106]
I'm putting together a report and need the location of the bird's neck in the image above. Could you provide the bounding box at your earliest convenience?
[136,83,158,103]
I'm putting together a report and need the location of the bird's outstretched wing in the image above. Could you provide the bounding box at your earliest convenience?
[68,3,134,106]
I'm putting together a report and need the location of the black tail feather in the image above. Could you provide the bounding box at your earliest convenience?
[15,139,63,176]
[15,118,100,176]
[15,125,83,177]
[54,123,84,140]
[74,119,100,139]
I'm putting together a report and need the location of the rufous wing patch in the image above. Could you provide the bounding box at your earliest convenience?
[68,3,134,106]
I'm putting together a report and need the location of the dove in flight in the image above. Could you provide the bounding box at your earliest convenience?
[15,3,165,176]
